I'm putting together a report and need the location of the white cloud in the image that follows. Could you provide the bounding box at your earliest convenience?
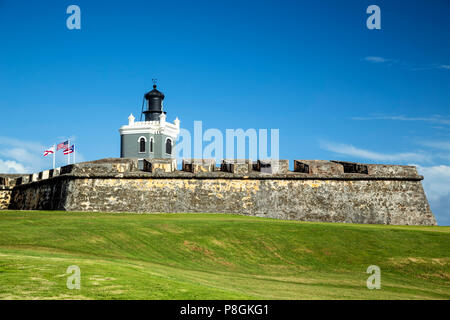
[363,56,391,63]
[0,148,43,166]
[352,115,450,126]
[0,137,47,173]
[362,56,450,71]
[414,165,450,202]
[419,140,450,151]
[414,164,450,225]
[0,137,44,153]
[430,194,450,225]
[0,159,28,173]
[320,141,431,163]
[0,136,83,174]
[415,140,450,162]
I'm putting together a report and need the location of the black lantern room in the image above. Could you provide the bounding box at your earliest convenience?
[142,84,166,121]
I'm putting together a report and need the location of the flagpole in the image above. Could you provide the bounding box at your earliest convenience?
[53,144,56,169]
[74,145,76,164]
[67,139,70,165]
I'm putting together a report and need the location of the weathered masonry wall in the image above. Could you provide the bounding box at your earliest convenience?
[0,175,21,210]
[7,158,437,226]
[67,177,434,225]
[0,187,12,210]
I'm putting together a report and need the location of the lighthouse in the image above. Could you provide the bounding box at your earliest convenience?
[119,84,180,167]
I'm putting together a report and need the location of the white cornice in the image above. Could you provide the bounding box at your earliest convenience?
[119,119,180,138]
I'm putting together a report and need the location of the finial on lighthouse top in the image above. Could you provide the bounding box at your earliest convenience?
[152,78,157,89]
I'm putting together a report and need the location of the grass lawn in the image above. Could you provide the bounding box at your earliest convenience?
[0,211,448,300]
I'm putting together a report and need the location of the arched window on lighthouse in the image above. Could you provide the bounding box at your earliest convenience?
[166,138,172,155]
[150,138,154,153]
[139,137,146,153]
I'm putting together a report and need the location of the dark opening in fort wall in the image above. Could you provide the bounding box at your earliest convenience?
[4,158,437,226]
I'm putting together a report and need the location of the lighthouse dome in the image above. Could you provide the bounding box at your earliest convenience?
[144,85,165,100]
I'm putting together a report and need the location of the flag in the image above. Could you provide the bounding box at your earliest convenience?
[57,140,69,151]
[43,146,55,157]
[64,145,74,155]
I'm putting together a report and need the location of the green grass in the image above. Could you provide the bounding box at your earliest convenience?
[0,211,449,300]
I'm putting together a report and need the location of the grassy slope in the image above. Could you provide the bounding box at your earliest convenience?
[0,211,448,300]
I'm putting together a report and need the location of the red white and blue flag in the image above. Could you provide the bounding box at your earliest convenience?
[57,140,69,151]
[43,146,55,157]
[64,145,75,155]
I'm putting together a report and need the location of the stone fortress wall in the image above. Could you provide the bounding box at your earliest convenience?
[0,158,437,226]
[0,174,23,210]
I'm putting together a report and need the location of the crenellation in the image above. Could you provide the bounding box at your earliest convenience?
[16,175,29,185]
[253,159,290,174]
[367,164,419,177]
[143,158,177,173]
[49,168,61,178]
[38,170,50,180]
[182,159,216,173]
[61,158,139,175]
[221,159,252,174]
[331,161,369,174]
[5,159,426,183]
[294,160,344,175]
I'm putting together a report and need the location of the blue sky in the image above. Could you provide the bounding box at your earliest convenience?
[0,0,449,224]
